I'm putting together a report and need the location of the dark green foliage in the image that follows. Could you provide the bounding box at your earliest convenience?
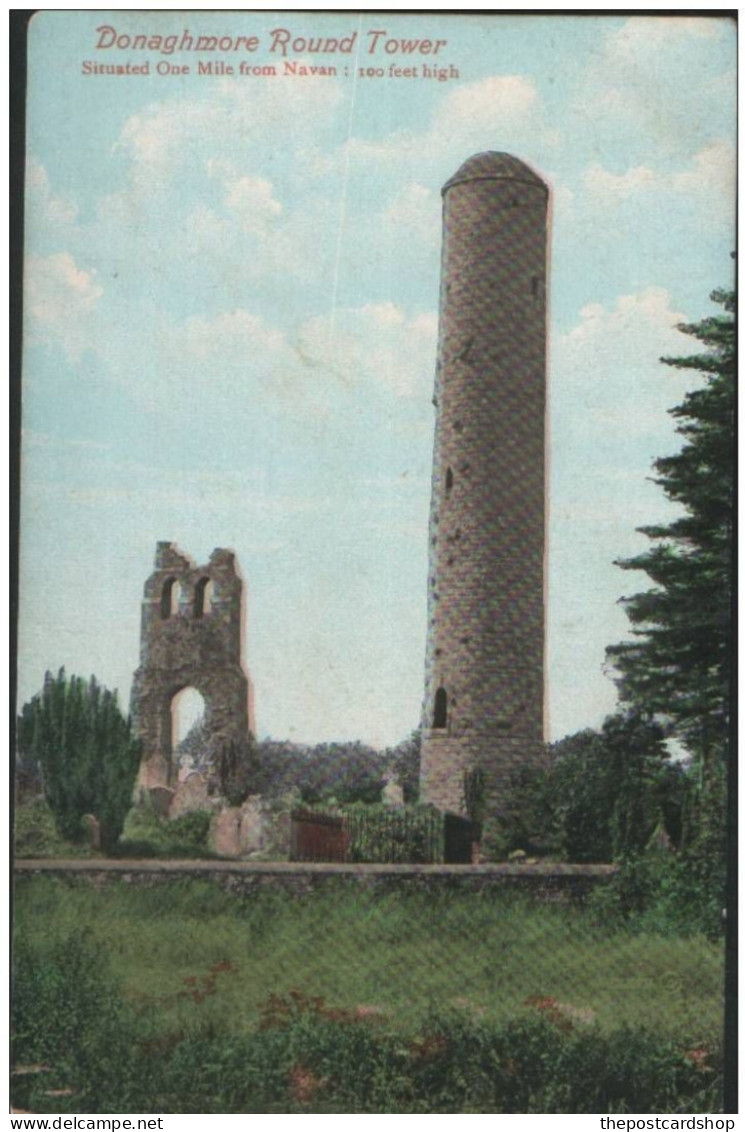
[13,797,91,859]
[19,669,141,852]
[494,713,676,863]
[588,847,726,941]
[600,284,734,939]
[11,933,150,1112]
[606,286,734,790]
[117,804,215,858]
[215,735,255,806]
[257,737,387,804]
[15,698,43,798]
[168,810,212,850]
[385,728,421,803]
[10,932,722,1113]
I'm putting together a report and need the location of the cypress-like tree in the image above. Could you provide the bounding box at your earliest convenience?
[20,669,141,852]
[606,286,735,783]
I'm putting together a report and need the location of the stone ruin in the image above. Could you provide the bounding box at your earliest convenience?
[131,542,261,846]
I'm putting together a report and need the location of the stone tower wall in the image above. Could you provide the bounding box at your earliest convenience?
[131,541,253,792]
[420,153,548,815]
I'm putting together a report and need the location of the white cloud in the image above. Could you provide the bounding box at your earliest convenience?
[25,253,103,360]
[323,73,554,193]
[553,287,695,469]
[26,158,79,241]
[673,140,734,200]
[381,182,438,244]
[559,286,687,378]
[570,16,734,169]
[221,174,283,237]
[297,303,437,399]
[433,74,540,134]
[583,163,657,200]
[604,16,724,61]
[116,79,343,186]
[172,308,286,365]
[53,293,438,425]
[583,142,735,211]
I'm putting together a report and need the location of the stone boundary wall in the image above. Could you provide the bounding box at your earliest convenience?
[14,859,617,901]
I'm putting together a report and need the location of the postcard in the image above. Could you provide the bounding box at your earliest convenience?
[13,11,736,1118]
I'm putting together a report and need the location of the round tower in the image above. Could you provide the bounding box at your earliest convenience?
[419,152,549,816]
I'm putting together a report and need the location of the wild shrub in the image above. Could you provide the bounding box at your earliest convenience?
[11,932,152,1112]
[587,850,726,940]
[168,810,212,850]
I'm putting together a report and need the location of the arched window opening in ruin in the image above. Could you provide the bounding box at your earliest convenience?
[194,577,214,619]
[531,275,539,298]
[433,687,448,729]
[170,686,207,779]
[445,467,454,493]
[160,577,181,619]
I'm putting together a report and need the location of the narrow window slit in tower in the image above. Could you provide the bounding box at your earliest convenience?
[531,276,539,298]
[433,687,448,729]
[160,578,178,620]
[194,577,214,619]
[445,467,454,493]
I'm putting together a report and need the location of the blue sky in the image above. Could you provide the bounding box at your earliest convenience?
[19,12,735,748]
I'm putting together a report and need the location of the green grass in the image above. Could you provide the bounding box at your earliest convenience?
[13,875,724,1044]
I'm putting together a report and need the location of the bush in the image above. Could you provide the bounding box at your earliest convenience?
[11,932,151,1111]
[11,930,723,1114]
[168,810,212,850]
[14,797,98,859]
[18,670,140,853]
[118,805,215,859]
[587,850,726,940]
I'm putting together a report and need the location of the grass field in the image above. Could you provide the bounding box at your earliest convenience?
[12,875,726,1112]
[13,875,724,1041]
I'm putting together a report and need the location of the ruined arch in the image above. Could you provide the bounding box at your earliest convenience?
[171,685,207,750]
[131,542,255,794]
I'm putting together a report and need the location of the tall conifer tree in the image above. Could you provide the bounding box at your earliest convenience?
[606,286,734,794]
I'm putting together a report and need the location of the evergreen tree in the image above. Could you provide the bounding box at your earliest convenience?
[547,713,672,862]
[20,669,141,852]
[386,728,421,804]
[606,286,735,779]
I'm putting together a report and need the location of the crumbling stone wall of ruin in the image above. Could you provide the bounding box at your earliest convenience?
[131,541,255,796]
